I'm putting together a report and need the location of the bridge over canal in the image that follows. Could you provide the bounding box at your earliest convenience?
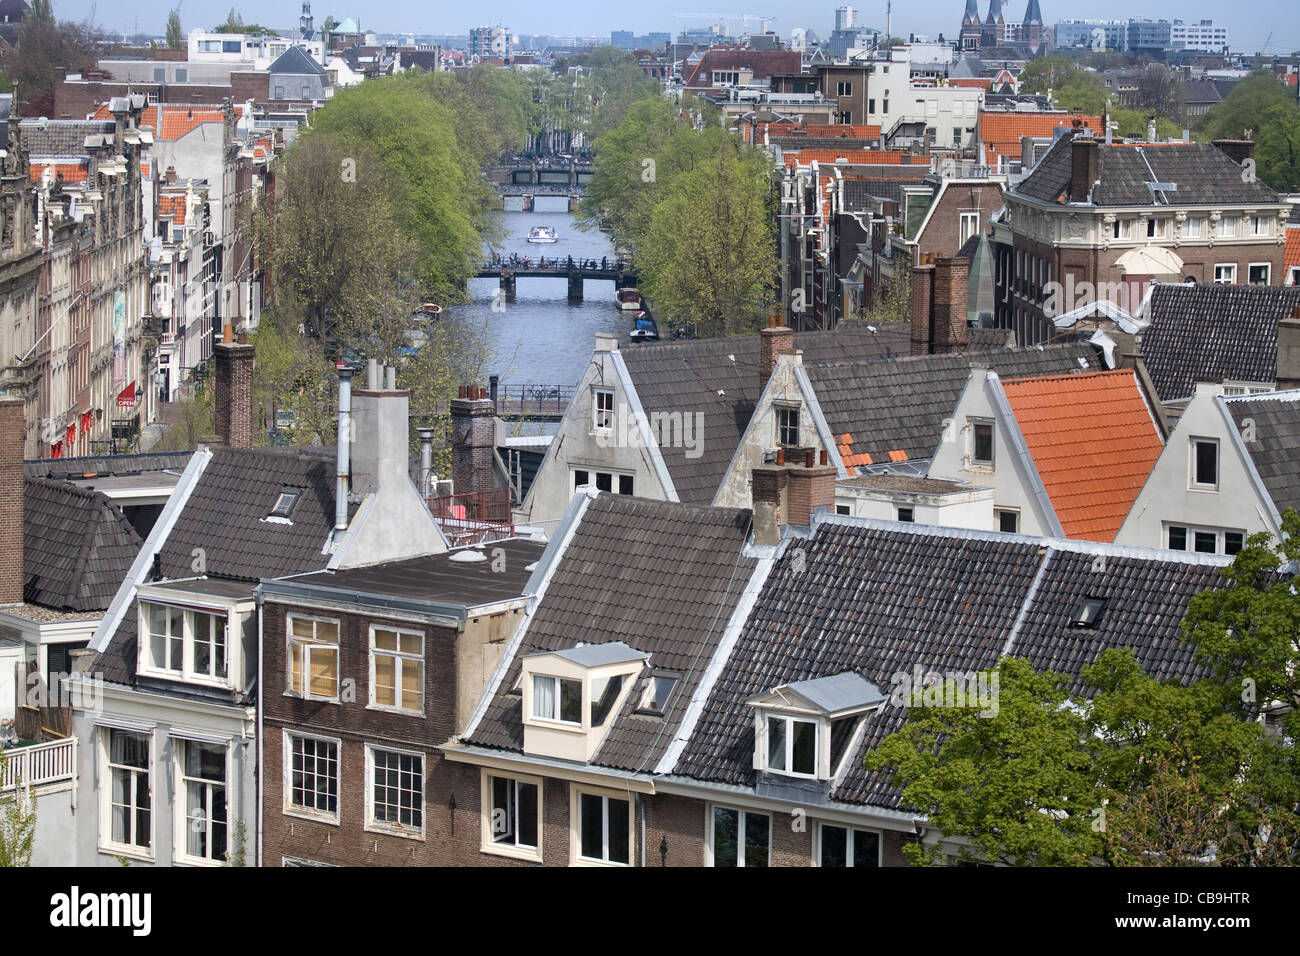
[475,260,638,304]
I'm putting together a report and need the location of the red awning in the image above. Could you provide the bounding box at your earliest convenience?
[116,382,137,407]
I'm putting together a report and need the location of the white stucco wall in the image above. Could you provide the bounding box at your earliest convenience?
[835,486,993,528]
[1114,383,1277,549]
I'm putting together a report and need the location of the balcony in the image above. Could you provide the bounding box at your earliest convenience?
[0,737,77,792]
[426,488,514,546]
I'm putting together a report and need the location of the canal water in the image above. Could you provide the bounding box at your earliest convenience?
[443,196,626,388]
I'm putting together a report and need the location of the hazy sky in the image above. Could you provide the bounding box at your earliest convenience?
[55,1,1296,57]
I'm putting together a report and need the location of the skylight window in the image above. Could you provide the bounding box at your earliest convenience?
[637,672,680,716]
[1073,597,1106,629]
[269,489,300,520]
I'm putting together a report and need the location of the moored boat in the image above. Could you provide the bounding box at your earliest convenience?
[630,312,659,342]
[616,288,643,311]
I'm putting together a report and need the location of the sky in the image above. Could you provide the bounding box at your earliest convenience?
[52,0,1298,57]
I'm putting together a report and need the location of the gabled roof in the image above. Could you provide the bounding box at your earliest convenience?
[25,450,193,480]
[1285,228,1300,273]
[1016,135,1280,207]
[465,494,757,772]
[619,328,913,506]
[269,44,327,75]
[749,671,885,716]
[672,517,1230,810]
[1001,369,1164,542]
[1141,283,1300,402]
[1222,390,1300,516]
[807,340,1099,468]
[24,478,144,612]
[978,111,1101,166]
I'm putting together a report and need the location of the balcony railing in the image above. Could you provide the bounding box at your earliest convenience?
[426,488,515,546]
[0,737,77,792]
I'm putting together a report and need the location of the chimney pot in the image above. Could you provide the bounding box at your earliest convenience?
[776,447,785,465]
[819,449,827,465]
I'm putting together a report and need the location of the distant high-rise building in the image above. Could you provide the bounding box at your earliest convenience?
[470,25,511,58]
[1054,19,1127,52]
[835,6,857,31]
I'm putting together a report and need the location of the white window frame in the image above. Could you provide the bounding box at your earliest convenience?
[1165,523,1245,555]
[138,601,231,688]
[1189,437,1219,491]
[1289,266,1300,286]
[1252,215,1269,237]
[969,418,995,467]
[1112,219,1131,240]
[531,673,582,725]
[173,738,230,866]
[365,744,425,840]
[368,624,424,715]
[995,507,1020,533]
[775,404,800,447]
[1184,216,1203,238]
[283,730,341,824]
[286,613,341,702]
[481,769,544,862]
[706,803,771,867]
[1213,263,1236,284]
[571,784,634,867]
[959,211,980,245]
[1216,216,1238,238]
[1247,262,1270,286]
[837,80,852,96]
[815,821,883,867]
[1146,217,1166,238]
[592,387,614,431]
[99,727,154,861]
[761,712,820,779]
[572,467,634,496]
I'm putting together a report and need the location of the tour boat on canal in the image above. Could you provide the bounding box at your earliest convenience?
[616,288,643,311]
[526,225,558,243]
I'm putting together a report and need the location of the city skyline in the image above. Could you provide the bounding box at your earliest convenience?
[51,1,1297,56]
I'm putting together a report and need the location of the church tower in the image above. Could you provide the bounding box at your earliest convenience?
[959,0,982,51]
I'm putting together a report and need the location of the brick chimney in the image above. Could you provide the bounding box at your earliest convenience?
[751,449,836,545]
[1277,306,1300,392]
[0,398,23,606]
[1070,135,1098,203]
[760,314,795,389]
[932,257,970,354]
[1213,139,1255,166]
[213,324,254,448]
[910,261,935,356]
[451,385,497,494]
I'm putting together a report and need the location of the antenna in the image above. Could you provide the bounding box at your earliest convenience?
[886,0,892,60]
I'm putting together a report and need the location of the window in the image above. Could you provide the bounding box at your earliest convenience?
[287,614,340,700]
[1214,263,1236,284]
[637,672,679,715]
[835,503,851,516]
[370,626,424,713]
[1168,525,1187,551]
[573,468,634,496]
[996,508,1019,533]
[1111,219,1131,239]
[1072,597,1106,628]
[1146,218,1166,238]
[1248,263,1270,285]
[882,98,888,113]
[711,805,769,867]
[1252,215,1269,236]
[971,420,994,465]
[274,85,285,98]
[485,773,540,858]
[368,747,423,836]
[301,86,311,99]
[837,110,852,124]
[222,39,242,53]
[175,68,187,82]
[105,729,151,853]
[926,98,938,117]
[767,714,817,777]
[1166,524,1244,554]
[837,81,853,96]
[818,824,880,867]
[532,674,582,723]
[1191,438,1218,488]
[897,507,914,523]
[141,602,228,683]
[593,388,614,430]
[1185,217,1203,238]
[179,741,227,863]
[269,489,299,518]
[1289,266,1300,286]
[577,791,631,865]
[868,98,876,114]
[153,67,165,82]
[1217,216,1237,238]
[959,211,980,245]
[286,732,339,821]
[953,127,963,147]
[590,673,625,725]
[1194,530,1217,553]
[776,405,800,446]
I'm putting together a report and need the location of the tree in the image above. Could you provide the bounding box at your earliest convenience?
[165,10,183,49]
[215,8,243,32]
[1135,63,1184,120]
[0,752,37,867]
[578,96,678,246]
[638,135,776,337]
[2,1,101,116]
[845,269,910,326]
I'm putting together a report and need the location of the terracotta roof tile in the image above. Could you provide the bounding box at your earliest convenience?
[1285,228,1300,271]
[29,161,87,184]
[158,193,186,224]
[1001,369,1163,542]
[978,111,1102,166]
[784,149,908,167]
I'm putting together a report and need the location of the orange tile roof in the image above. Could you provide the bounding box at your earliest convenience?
[158,194,187,224]
[948,77,992,89]
[979,111,1103,166]
[93,103,240,140]
[1001,369,1163,543]
[765,122,882,139]
[783,149,908,168]
[1285,227,1300,271]
[30,161,88,184]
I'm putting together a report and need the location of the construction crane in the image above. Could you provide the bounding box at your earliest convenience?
[674,12,777,36]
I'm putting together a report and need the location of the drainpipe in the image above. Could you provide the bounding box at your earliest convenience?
[418,426,435,497]
[256,589,264,868]
[335,363,353,531]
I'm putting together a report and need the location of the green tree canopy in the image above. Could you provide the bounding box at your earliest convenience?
[165,10,184,49]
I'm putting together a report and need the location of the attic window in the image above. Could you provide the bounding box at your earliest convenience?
[637,672,680,716]
[1073,597,1106,629]
[269,489,300,519]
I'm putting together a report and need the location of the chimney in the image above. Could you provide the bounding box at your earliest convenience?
[760,314,795,388]
[0,399,23,605]
[1146,118,1157,142]
[1213,139,1255,166]
[1276,307,1300,391]
[909,261,935,356]
[213,324,254,448]
[931,257,970,354]
[450,385,496,495]
[416,426,436,498]
[165,165,177,184]
[595,331,619,353]
[786,451,837,527]
[335,363,353,531]
[750,450,836,545]
[1070,135,1098,204]
[750,464,788,547]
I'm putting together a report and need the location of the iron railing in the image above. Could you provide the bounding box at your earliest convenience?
[426,488,515,546]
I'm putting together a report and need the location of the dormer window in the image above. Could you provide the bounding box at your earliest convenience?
[637,671,680,716]
[136,586,251,690]
[748,672,884,781]
[521,642,649,762]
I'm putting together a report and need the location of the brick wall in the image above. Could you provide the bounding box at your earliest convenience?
[450,392,496,494]
[213,340,254,448]
[759,322,795,387]
[261,601,461,866]
[0,399,22,605]
[787,464,837,525]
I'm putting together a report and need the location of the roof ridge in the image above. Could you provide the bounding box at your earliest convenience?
[1002,368,1130,386]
